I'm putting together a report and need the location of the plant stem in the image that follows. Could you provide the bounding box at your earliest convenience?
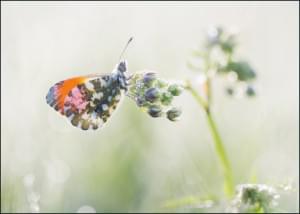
[185,82,234,197]
[205,110,234,197]
[185,81,208,111]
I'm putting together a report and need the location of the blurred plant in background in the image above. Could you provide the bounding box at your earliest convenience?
[227,184,280,213]
[126,27,281,213]
[188,26,257,98]
[185,26,257,198]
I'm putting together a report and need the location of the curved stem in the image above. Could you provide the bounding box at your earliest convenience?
[185,82,234,197]
[184,81,209,111]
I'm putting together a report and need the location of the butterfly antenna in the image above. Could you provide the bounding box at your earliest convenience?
[119,37,133,61]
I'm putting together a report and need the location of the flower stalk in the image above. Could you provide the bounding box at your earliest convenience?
[185,81,234,197]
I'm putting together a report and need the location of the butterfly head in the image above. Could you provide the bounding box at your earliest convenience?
[113,37,133,91]
[114,60,129,91]
[117,60,127,73]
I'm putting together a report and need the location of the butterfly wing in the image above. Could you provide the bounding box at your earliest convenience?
[46,75,123,130]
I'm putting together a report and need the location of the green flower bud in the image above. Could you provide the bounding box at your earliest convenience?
[143,72,157,86]
[144,87,160,103]
[156,79,168,88]
[167,107,182,121]
[148,105,162,118]
[246,85,255,97]
[161,91,173,106]
[168,84,183,96]
[136,96,147,107]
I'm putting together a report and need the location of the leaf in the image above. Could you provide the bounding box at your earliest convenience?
[226,61,256,81]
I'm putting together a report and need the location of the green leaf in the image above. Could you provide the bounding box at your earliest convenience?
[226,61,256,81]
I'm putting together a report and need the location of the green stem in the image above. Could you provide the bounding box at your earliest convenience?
[206,110,234,197]
[185,82,234,197]
[185,82,208,111]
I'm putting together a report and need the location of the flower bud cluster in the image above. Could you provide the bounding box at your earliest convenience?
[127,72,183,121]
[227,184,280,213]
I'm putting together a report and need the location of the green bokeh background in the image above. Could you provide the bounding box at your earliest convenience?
[1,2,299,212]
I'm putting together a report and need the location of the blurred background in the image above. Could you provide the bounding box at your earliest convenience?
[1,1,299,213]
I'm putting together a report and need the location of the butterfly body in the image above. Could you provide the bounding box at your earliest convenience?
[46,61,129,130]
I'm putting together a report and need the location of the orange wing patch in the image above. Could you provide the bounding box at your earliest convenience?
[46,76,88,114]
[56,77,87,111]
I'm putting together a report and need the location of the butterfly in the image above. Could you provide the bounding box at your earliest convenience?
[46,38,132,130]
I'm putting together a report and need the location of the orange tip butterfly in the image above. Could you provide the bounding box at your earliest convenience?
[46,37,133,130]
